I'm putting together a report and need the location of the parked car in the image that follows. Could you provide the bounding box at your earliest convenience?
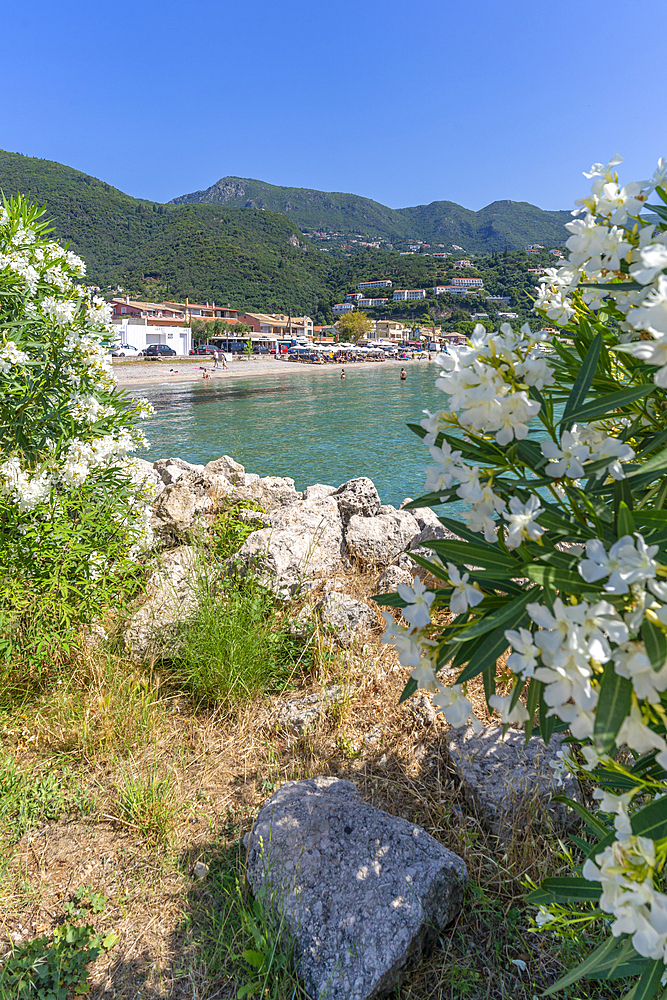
[143,344,176,358]
[253,346,270,355]
[110,344,140,357]
[189,347,207,355]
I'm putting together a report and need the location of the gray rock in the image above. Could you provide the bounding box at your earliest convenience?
[444,725,581,844]
[410,523,459,549]
[131,458,165,498]
[245,777,467,1000]
[205,454,248,485]
[334,477,381,524]
[125,546,198,660]
[345,510,421,569]
[276,686,343,734]
[151,470,233,544]
[376,565,415,593]
[379,504,397,515]
[395,547,446,584]
[318,592,376,646]
[234,497,345,598]
[303,483,337,501]
[153,456,205,485]
[240,475,302,510]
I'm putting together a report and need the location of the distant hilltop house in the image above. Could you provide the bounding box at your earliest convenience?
[357,279,392,290]
[453,259,474,268]
[433,285,468,297]
[393,289,426,301]
[432,252,451,258]
[333,302,356,314]
[358,298,388,308]
[498,312,518,319]
[527,268,547,275]
[526,244,545,253]
[345,292,364,302]
[451,276,484,288]
[471,312,489,320]
[486,295,511,304]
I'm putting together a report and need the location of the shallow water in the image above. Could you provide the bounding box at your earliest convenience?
[137,363,441,505]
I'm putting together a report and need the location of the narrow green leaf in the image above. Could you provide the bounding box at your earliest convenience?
[426,539,517,573]
[539,876,602,902]
[631,796,667,841]
[373,592,407,608]
[524,562,595,594]
[398,677,418,704]
[524,676,541,741]
[457,616,528,683]
[542,933,620,996]
[642,620,667,672]
[453,591,533,644]
[552,795,611,838]
[561,333,602,432]
[594,661,632,753]
[563,384,655,426]
[617,501,636,537]
[631,958,666,1000]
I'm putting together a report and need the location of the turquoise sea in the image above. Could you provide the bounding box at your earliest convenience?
[137,362,442,505]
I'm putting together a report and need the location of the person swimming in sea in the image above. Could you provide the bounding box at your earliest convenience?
[400,368,407,380]
[340,368,345,380]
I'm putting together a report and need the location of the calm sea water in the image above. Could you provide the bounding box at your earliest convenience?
[136,362,442,505]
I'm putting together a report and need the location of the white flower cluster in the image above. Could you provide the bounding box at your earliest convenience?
[583,834,667,962]
[0,340,30,373]
[68,394,115,424]
[0,457,52,514]
[541,423,635,481]
[432,322,551,446]
[535,154,667,385]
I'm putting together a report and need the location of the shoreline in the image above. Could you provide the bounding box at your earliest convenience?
[113,356,433,389]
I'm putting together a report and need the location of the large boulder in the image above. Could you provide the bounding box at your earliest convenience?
[375,565,416,593]
[444,726,581,844]
[151,470,232,545]
[245,777,467,1000]
[153,456,205,485]
[234,497,344,598]
[238,475,302,511]
[205,454,248,486]
[333,477,381,524]
[124,546,198,660]
[303,483,337,501]
[318,592,376,646]
[345,510,421,569]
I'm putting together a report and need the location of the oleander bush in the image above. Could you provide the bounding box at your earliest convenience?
[380,154,667,997]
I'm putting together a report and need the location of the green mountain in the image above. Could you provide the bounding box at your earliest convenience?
[0,150,330,313]
[171,175,570,252]
[0,150,566,323]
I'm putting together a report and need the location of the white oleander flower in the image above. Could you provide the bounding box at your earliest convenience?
[578,534,661,595]
[541,430,590,479]
[488,693,529,726]
[446,563,484,614]
[397,577,436,629]
[505,627,539,677]
[613,641,667,703]
[502,494,544,548]
[432,683,482,730]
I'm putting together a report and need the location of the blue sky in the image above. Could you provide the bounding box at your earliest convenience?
[3,0,666,212]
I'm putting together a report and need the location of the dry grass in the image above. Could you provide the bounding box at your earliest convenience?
[0,566,620,1000]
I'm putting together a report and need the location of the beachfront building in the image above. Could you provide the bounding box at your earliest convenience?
[110,298,186,323]
[357,298,388,308]
[333,303,356,314]
[433,285,469,297]
[451,276,484,288]
[369,320,407,343]
[164,301,240,322]
[393,289,426,301]
[357,279,392,290]
[234,312,314,353]
[111,317,192,355]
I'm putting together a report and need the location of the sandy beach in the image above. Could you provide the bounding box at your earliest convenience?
[112,355,431,389]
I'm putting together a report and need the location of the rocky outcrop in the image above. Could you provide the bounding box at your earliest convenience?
[318,591,376,646]
[125,546,198,660]
[276,686,344,735]
[345,510,421,569]
[333,477,381,523]
[245,777,467,1000]
[233,496,345,599]
[444,726,581,844]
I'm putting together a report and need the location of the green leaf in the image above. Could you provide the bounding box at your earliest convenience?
[615,481,635,529]
[630,959,666,1000]
[457,615,529,683]
[524,676,541,741]
[560,333,602,432]
[632,796,667,840]
[587,938,646,981]
[242,949,266,968]
[594,661,633,753]
[524,562,594,594]
[453,591,534,644]
[373,592,407,608]
[398,677,418,704]
[553,795,611,838]
[563,385,655,426]
[538,683,558,746]
[542,933,621,996]
[617,501,636,537]
[539,876,602,902]
[426,539,517,574]
[642,620,667,672]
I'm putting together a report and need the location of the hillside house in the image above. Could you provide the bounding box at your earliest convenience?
[393,289,426,301]
[333,303,356,314]
[451,277,484,288]
[433,285,468,297]
[357,279,392,290]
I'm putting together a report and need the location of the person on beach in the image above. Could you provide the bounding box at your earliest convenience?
[400,368,407,381]
[202,368,211,379]
[340,368,345,380]
[213,350,219,369]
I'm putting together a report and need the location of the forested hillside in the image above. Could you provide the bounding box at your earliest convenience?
[171,175,570,252]
[0,150,562,323]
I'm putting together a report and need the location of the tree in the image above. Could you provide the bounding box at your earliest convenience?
[336,311,372,342]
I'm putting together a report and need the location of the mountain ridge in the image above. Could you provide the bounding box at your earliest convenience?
[170,175,570,251]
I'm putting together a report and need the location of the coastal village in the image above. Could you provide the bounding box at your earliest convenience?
[109,245,563,357]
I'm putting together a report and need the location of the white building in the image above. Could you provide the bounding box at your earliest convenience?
[345,292,364,302]
[357,279,392,290]
[112,319,192,355]
[333,302,356,314]
[433,285,468,297]
[451,276,484,288]
[358,298,388,308]
[393,289,426,301]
